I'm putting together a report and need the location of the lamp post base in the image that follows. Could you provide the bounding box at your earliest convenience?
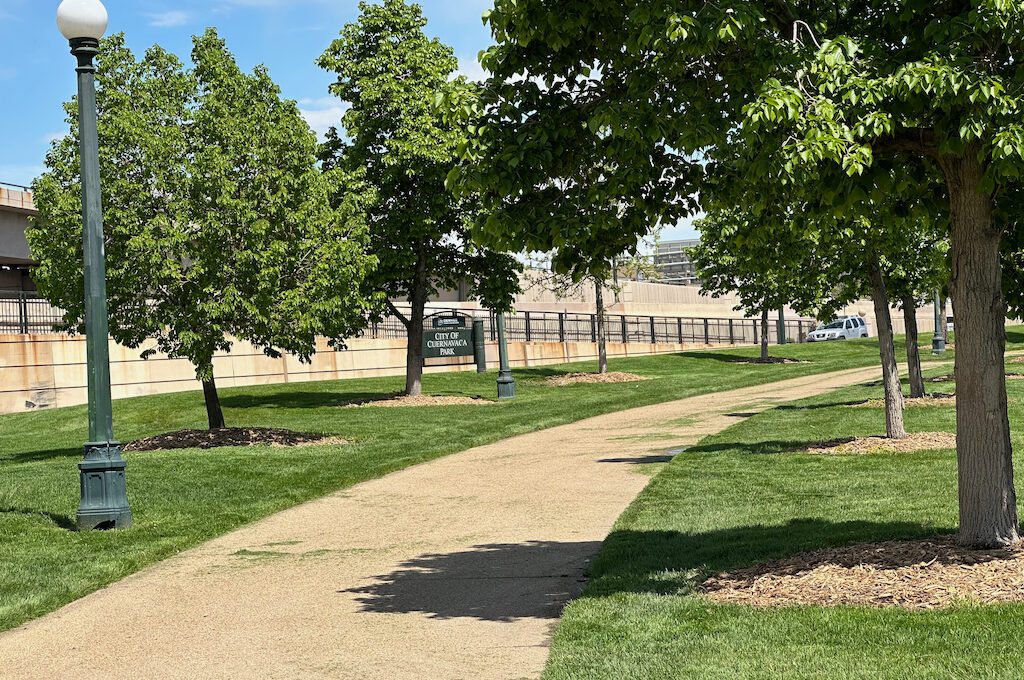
[932,335,946,355]
[497,372,516,400]
[77,443,132,531]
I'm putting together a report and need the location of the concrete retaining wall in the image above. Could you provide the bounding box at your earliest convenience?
[0,333,723,415]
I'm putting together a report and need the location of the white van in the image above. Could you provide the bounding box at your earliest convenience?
[807,316,869,342]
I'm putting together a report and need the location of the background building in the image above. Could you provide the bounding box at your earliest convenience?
[653,238,700,286]
[0,182,36,292]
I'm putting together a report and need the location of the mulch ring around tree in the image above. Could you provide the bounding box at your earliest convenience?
[343,394,495,408]
[803,432,956,455]
[850,394,956,409]
[545,372,648,386]
[123,428,348,452]
[700,535,1024,609]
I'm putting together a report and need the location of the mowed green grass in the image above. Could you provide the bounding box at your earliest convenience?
[0,336,932,633]
[544,361,1024,680]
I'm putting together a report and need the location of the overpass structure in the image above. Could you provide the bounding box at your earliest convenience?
[0,182,35,292]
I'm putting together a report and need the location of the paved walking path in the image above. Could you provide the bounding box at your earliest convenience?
[1,365,892,679]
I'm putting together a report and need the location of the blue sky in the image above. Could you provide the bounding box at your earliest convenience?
[1,0,696,241]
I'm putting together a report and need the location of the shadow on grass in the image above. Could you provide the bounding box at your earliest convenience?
[220,391,395,410]
[514,367,577,379]
[685,439,852,456]
[775,400,871,411]
[584,519,946,598]
[0,507,76,530]
[0,446,82,464]
[344,540,603,621]
[674,351,760,364]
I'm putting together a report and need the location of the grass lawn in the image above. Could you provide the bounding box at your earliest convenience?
[0,334,942,634]
[544,358,1024,679]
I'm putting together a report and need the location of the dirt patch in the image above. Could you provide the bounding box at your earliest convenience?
[701,535,1024,609]
[851,394,956,409]
[928,374,954,383]
[124,428,347,452]
[344,395,494,408]
[546,372,648,386]
[1007,374,1024,380]
[1009,356,1024,365]
[805,431,956,455]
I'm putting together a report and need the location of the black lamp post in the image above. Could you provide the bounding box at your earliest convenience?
[932,289,946,355]
[496,313,516,400]
[57,0,132,531]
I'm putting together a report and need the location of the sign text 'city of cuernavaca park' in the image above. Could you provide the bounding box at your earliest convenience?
[423,314,476,360]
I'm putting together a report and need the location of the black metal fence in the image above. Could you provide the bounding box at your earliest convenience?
[366,307,813,346]
[0,293,814,345]
[0,293,64,335]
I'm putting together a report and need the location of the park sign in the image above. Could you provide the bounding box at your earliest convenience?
[423,312,475,360]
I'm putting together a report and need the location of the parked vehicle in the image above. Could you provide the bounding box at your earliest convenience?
[807,316,869,342]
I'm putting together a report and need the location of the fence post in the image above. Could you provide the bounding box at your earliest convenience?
[649,317,657,344]
[729,319,735,345]
[677,317,684,344]
[558,312,566,343]
[490,310,497,341]
[704,318,710,345]
[524,311,532,342]
[590,314,597,342]
[752,319,758,345]
[621,316,628,344]
[18,293,29,335]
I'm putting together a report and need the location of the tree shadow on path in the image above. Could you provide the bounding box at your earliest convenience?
[343,540,602,622]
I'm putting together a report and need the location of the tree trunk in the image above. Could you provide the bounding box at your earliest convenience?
[903,296,926,399]
[760,308,770,362]
[595,281,608,374]
[866,256,907,440]
[405,250,428,397]
[202,376,225,430]
[943,152,1019,548]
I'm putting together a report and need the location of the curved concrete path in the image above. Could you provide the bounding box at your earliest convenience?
[0,365,890,679]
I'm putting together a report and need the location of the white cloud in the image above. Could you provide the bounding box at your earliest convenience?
[456,55,488,83]
[298,97,348,140]
[146,10,190,28]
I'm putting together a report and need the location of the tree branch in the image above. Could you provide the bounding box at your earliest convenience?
[872,128,939,159]
[385,299,410,327]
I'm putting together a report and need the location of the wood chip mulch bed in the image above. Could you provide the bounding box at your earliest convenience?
[701,536,1024,609]
[804,432,956,455]
[124,428,347,452]
[344,395,494,408]
[851,394,956,409]
[546,372,648,386]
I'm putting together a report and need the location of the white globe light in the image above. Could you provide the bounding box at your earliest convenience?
[56,0,109,41]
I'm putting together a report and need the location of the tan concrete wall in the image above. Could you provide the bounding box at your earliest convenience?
[0,333,724,415]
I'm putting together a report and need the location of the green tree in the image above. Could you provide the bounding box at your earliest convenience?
[29,31,376,429]
[692,211,829,364]
[318,0,520,397]
[888,236,950,399]
[459,2,1024,547]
